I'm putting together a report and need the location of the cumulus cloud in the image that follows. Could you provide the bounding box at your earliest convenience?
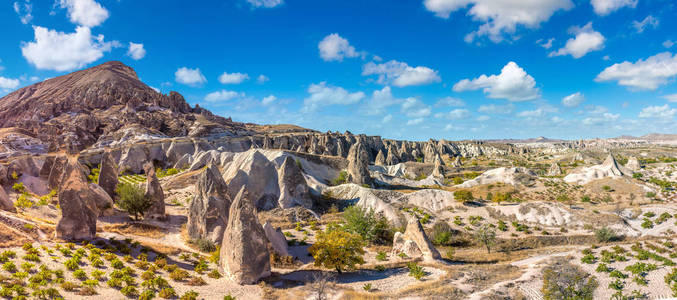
[595,52,677,91]
[318,34,361,62]
[382,114,393,123]
[363,60,441,87]
[476,115,490,121]
[537,38,555,49]
[435,96,465,107]
[361,86,402,116]
[453,61,540,101]
[262,95,277,106]
[218,72,249,84]
[663,94,677,103]
[664,40,675,49]
[302,82,365,112]
[424,0,573,43]
[549,23,605,59]
[401,97,431,118]
[21,26,113,72]
[562,92,585,107]
[13,1,33,24]
[582,112,619,125]
[591,0,637,16]
[246,0,283,8]
[126,42,146,60]
[478,103,514,114]
[406,118,424,126]
[204,90,244,102]
[257,74,269,84]
[175,67,207,86]
[443,108,470,119]
[58,0,109,27]
[517,108,546,118]
[0,76,21,90]
[638,104,676,119]
[632,15,659,34]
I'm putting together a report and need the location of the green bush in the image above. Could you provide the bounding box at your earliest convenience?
[542,260,597,300]
[115,183,152,220]
[342,206,393,245]
[594,227,619,243]
[453,190,474,203]
[375,251,387,261]
[120,285,138,297]
[180,290,199,300]
[406,262,425,280]
[331,171,348,186]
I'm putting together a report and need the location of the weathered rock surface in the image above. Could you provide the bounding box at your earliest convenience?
[346,141,372,186]
[374,150,386,166]
[144,163,166,220]
[277,156,312,209]
[119,146,147,174]
[89,183,114,216]
[47,156,67,190]
[98,151,118,198]
[0,186,15,212]
[263,221,290,257]
[626,156,641,171]
[564,153,630,185]
[223,151,280,210]
[457,167,537,188]
[187,164,231,244]
[219,187,271,284]
[431,155,445,178]
[392,217,441,262]
[547,162,562,176]
[55,158,98,240]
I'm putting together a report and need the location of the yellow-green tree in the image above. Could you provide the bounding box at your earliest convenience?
[453,190,474,203]
[308,224,365,273]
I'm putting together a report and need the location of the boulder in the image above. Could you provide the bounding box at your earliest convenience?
[0,164,7,185]
[391,217,441,262]
[174,153,193,170]
[374,150,386,166]
[223,151,280,210]
[98,151,118,198]
[0,186,16,212]
[56,158,98,240]
[144,163,166,220]
[263,221,290,257]
[277,156,312,209]
[219,187,271,284]
[547,162,562,176]
[346,142,372,186]
[88,183,114,216]
[187,164,231,244]
[188,150,219,171]
[626,156,641,171]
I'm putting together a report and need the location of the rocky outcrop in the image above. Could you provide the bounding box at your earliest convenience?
[346,142,372,186]
[0,186,16,212]
[563,153,630,185]
[263,221,290,257]
[385,145,400,166]
[56,158,98,240]
[626,156,641,171]
[547,162,562,176]
[277,156,312,209]
[47,156,67,190]
[119,146,147,174]
[98,151,118,198]
[431,155,445,178]
[187,164,231,244]
[457,167,537,188]
[223,150,280,210]
[143,163,166,220]
[89,183,114,216]
[450,156,462,167]
[392,217,441,262]
[39,156,55,178]
[374,150,386,166]
[219,187,271,284]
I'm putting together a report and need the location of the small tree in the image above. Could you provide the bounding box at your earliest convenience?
[594,227,619,243]
[308,224,365,273]
[473,224,496,254]
[115,183,151,220]
[342,206,393,245]
[542,259,598,300]
[454,190,474,203]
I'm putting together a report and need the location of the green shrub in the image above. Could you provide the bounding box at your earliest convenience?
[115,183,152,220]
[60,281,79,291]
[331,171,348,186]
[453,190,474,203]
[120,285,138,297]
[581,254,596,264]
[180,290,199,300]
[542,260,597,300]
[407,262,425,280]
[342,205,393,245]
[594,227,619,243]
[139,289,155,300]
[375,251,387,261]
[158,287,177,299]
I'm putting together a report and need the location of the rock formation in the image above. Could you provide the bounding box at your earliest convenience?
[626,156,641,171]
[450,156,462,168]
[263,221,290,257]
[223,150,280,210]
[0,186,16,212]
[119,146,147,174]
[144,163,166,220]
[563,153,630,185]
[547,162,563,176]
[374,150,386,166]
[98,151,118,198]
[277,156,312,209]
[346,141,372,186]
[431,155,445,178]
[47,157,67,190]
[55,158,98,240]
[392,217,441,262]
[219,187,271,284]
[457,167,537,188]
[187,164,231,244]
[385,145,400,166]
[89,183,115,216]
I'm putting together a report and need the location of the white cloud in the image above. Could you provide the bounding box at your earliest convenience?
[204,90,244,102]
[562,92,585,107]
[435,96,465,107]
[246,0,283,8]
[401,97,431,118]
[595,52,677,91]
[406,118,424,126]
[424,0,573,43]
[603,55,611,60]
[257,74,269,84]
[582,112,619,125]
[0,76,20,90]
[632,15,659,34]
[318,33,361,62]
[453,61,539,101]
[382,114,393,123]
[476,115,490,121]
[302,82,365,112]
[361,86,402,116]
[444,124,461,131]
[218,72,249,84]
[664,40,675,49]
[262,95,277,106]
[549,23,605,59]
[175,67,207,86]
[126,42,146,60]
[638,104,676,119]
[363,60,441,87]
[444,108,470,119]
[21,26,113,72]
[591,0,637,16]
[58,0,109,27]
[478,103,514,114]
[537,38,555,49]
[663,94,677,103]
[517,108,546,117]
[13,1,33,24]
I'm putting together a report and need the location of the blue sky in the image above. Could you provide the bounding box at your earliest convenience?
[1,0,677,141]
